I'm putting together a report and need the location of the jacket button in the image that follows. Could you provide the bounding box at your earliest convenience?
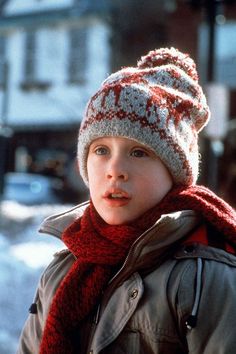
[130,289,138,299]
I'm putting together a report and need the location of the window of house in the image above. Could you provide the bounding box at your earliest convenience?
[24,30,36,82]
[0,35,6,89]
[68,27,87,84]
[199,21,236,89]
[21,29,50,91]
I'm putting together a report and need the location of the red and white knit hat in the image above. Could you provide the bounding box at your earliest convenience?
[78,47,210,186]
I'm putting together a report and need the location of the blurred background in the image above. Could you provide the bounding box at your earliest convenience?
[0,0,236,353]
[0,0,236,206]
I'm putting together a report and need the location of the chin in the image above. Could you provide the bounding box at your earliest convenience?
[102,214,130,226]
[104,219,126,226]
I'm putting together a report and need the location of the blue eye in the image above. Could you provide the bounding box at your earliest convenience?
[131,149,148,158]
[95,147,108,155]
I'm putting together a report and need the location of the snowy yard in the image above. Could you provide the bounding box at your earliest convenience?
[0,201,72,354]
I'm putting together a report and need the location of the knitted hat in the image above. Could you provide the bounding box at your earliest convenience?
[78,47,210,186]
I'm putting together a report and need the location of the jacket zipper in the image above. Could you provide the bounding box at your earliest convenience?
[86,304,101,354]
[84,213,199,352]
[85,225,157,354]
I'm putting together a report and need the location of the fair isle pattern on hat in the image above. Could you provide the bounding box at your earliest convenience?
[78,47,210,186]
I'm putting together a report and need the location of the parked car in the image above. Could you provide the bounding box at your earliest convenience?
[2,172,61,205]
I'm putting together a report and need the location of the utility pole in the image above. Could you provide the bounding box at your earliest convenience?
[205,0,219,191]
[189,0,230,191]
[0,60,12,196]
[1,60,9,123]
[205,0,217,82]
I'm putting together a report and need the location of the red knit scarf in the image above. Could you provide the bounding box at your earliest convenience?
[39,185,236,354]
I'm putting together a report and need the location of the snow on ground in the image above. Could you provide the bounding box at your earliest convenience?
[0,201,73,354]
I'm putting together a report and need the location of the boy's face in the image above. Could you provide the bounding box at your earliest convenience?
[87,137,173,225]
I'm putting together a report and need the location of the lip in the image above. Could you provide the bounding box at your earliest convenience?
[103,188,131,207]
[103,188,131,199]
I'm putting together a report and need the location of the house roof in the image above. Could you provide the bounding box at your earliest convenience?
[0,1,109,29]
[0,7,87,29]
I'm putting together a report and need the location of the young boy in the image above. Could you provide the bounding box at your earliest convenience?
[18,47,236,354]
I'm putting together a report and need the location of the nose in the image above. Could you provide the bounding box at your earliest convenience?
[106,156,128,181]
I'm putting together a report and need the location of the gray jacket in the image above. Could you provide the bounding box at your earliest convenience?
[17,202,236,354]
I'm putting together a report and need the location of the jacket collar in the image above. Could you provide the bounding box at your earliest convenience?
[39,201,201,304]
[107,209,200,284]
[39,200,200,250]
[38,200,89,239]
[39,202,236,271]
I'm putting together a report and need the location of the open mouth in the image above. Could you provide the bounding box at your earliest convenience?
[108,193,127,199]
[104,190,131,203]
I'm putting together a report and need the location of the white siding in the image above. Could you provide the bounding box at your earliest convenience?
[87,20,110,91]
[37,27,68,84]
[2,19,110,127]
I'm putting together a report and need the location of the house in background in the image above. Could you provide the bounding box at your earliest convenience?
[0,0,110,201]
[1,0,236,204]
[107,0,236,205]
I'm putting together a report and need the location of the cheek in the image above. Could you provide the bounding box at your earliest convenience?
[87,157,96,183]
[139,166,173,198]
[87,160,102,196]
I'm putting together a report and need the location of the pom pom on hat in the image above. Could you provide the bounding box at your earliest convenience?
[137,47,199,82]
[78,47,210,186]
